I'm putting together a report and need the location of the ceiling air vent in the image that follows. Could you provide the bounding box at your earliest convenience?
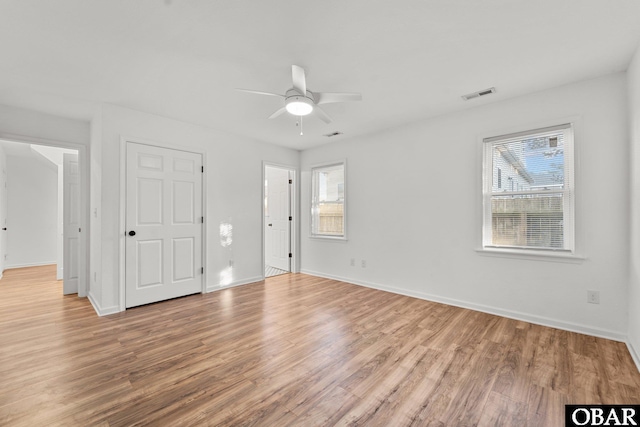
[461,87,496,101]
[323,131,343,137]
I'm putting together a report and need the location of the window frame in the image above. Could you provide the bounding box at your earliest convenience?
[479,122,581,260]
[310,160,347,240]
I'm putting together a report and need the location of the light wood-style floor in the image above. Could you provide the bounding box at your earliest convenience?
[1,266,639,426]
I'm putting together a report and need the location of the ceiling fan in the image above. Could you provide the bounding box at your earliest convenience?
[237,65,361,124]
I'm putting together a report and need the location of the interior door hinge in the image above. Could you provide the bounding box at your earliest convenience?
[288,253,292,258]
[201,216,204,223]
[78,227,81,232]
[289,216,292,221]
[201,267,204,274]
[201,166,204,173]
[288,179,292,184]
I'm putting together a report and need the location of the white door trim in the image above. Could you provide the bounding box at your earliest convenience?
[119,136,207,312]
[0,132,88,297]
[262,161,298,277]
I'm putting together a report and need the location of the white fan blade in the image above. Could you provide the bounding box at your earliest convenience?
[236,88,284,98]
[313,106,333,124]
[292,65,307,95]
[314,92,362,105]
[268,107,287,119]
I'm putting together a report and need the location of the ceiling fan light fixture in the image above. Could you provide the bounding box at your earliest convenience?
[285,96,313,116]
[237,65,361,126]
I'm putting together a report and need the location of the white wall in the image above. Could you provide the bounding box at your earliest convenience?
[91,104,300,313]
[301,73,630,339]
[6,154,58,268]
[89,109,103,310]
[628,44,640,369]
[0,145,7,275]
[0,104,90,146]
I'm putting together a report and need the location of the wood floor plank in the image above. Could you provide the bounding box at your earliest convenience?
[1,265,639,426]
[477,391,529,427]
[290,385,361,427]
[527,383,568,427]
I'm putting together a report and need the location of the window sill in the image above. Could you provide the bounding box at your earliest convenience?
[309,235,347,242]
[476,247,585,263]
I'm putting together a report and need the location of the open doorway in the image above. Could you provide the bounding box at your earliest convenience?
[264,164,294,278]
[0,140,80,295]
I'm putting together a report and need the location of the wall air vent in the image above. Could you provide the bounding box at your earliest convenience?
[323,131,343,137]
[461,87,496,101]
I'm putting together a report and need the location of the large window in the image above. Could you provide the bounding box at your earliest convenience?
[482,124,575,253]
[311,162,346,239]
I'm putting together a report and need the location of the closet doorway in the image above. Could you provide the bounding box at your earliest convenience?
[264,164,294,278]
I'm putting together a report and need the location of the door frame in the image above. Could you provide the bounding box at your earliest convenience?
[262,162,298,277]
[119,136,207,312]
[0,132,88,296]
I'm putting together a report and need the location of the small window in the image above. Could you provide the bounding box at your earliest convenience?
[311,162,346,239]
[482,124,575,253]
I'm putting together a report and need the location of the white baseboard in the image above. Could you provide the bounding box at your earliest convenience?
[88,292,120,316]
[300,269,627,343]
[206,276,264,293]
[628,339,640,373]
[87,276,265,316]
[6,261,57,269]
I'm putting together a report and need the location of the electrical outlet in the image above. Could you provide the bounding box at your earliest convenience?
[587,290,600,304]
[350,258,355,267]
[361,260,367,268]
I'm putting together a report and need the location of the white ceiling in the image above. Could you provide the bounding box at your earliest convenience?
[1,0,640,150]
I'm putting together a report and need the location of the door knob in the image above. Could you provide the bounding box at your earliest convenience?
[268,224,273,227]
[128,230,136,236]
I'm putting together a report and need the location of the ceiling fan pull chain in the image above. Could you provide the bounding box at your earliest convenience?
[300,116,303,136]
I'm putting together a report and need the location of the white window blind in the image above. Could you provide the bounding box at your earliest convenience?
[311,162,346,239]
[482,124,574,252]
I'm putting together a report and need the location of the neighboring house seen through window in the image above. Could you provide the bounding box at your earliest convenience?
[311,162,346,239]
[482,124,575,253]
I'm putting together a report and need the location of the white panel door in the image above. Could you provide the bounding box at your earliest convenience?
[265,166,290,271]
[63,153,80,295]
[125,142,203,308]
